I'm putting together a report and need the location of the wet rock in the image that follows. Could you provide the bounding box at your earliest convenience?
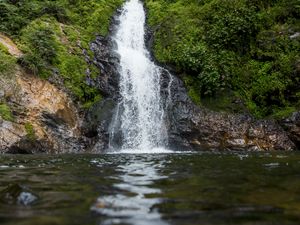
[0,33,84,154]
[7,138,49,154]
[82,98,117,152]
[280,112,300,149]
[17,191,38,206]
[82,14,124,152]
[0,184,38,206]
[164,73,295,151]
[87,35,120,99]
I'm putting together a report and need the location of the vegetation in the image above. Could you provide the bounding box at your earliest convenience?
[24,122,36,141]
[0,0,123,107]
[0,44,15,122]
[0,103,13,121]
[145,0,300,118]
[0,42,16,76]
[1,0,299,118]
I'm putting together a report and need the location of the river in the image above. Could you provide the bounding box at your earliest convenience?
[1,152,300,225]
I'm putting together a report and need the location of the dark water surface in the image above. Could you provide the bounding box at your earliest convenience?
[0,152,300,225]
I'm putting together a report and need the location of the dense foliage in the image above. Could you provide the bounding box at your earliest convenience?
[1,0,299,118]
[145,0,300,118]
[0,0,123,107]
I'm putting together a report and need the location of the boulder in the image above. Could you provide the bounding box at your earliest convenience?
[0,184,38,206]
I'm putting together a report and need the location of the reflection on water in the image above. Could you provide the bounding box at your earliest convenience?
[91,156,168,225]
[0,152,300,225]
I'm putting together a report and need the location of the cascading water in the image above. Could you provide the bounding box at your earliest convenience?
[109,0,170,152]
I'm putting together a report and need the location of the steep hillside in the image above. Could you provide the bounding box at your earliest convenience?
[0,0,123,109]
[0,0,123,153]
[145,0,300,118]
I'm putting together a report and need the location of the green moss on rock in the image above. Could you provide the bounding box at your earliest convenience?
[24,122,36,141]
[0,103,13,121]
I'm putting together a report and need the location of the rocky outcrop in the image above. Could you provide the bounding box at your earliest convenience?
[87,35,120,98]
[82,32,120,152]
[159,71,295,151]
[82,98,117,152]
[0,67,83,153]
[81,11,124,152]
[0,34,83,153]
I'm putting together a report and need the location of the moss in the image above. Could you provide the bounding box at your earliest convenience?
[183,75,201,105]
[0,103,13,121]
[271,107,296,120]
[0,42,9,54]
[201,93,246,114]
[24,122,36,141]
[18,16,59,77]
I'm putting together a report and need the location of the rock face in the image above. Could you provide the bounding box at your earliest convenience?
[0,67,82,154]
[159,71,295,151]
[82,33,120,152]
[84,29,297,151]
[83,98,117,152]
[88,36,120,98]
[280,112,300,149]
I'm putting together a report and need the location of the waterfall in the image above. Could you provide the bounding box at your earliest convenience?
[109,0,170,152]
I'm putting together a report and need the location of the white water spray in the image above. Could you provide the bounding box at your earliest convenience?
[109,0,170,152]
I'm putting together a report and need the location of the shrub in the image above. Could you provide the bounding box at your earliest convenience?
[145,0,300,118]
[24,122,36,141]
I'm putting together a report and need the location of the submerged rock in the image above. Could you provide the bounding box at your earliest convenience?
[0,184,38,206]
[17,191,38,206]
